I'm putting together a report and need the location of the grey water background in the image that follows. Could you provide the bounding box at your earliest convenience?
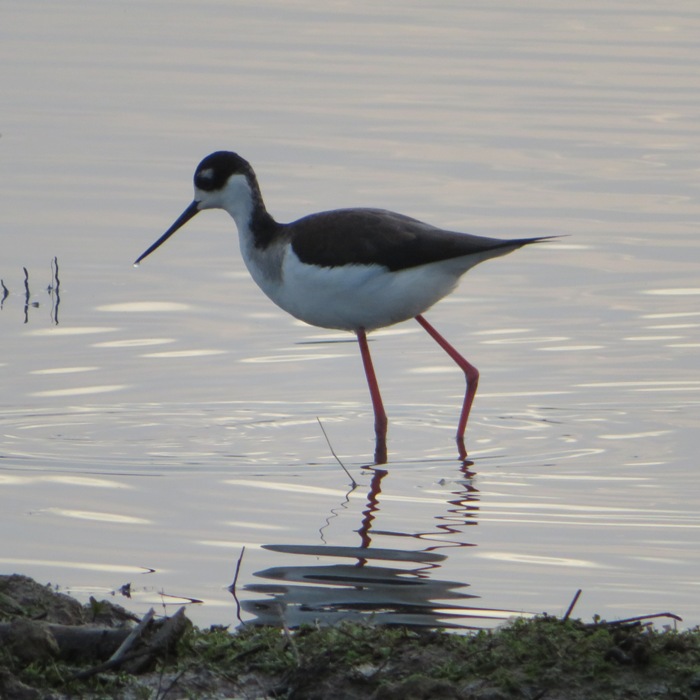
[2,1,699,628]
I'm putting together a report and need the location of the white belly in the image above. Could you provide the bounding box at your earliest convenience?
[260,250,463,332]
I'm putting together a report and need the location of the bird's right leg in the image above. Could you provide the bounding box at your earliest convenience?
[356,328,388,464]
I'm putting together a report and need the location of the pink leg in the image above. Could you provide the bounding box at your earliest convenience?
[415,314,479,457]
[356,328,388,464]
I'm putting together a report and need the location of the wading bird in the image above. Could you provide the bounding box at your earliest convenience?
[135,151,551,463]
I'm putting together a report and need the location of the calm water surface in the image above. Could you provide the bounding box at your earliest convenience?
[2,1,699,628]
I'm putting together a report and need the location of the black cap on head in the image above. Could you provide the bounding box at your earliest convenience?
[194,151,251,192]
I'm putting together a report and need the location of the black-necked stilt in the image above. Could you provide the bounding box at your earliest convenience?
[135,151,552,463]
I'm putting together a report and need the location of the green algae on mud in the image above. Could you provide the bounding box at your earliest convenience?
[1,574,699,699]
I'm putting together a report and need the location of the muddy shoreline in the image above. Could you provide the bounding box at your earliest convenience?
[2,574,699,699]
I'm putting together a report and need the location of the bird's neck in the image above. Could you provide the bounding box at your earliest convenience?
[222,173,280,249]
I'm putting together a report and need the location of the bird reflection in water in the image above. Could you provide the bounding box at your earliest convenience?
[233,460,529,630]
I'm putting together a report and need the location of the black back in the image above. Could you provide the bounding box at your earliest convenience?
[289,208,541,272]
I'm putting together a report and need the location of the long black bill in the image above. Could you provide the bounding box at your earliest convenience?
[134,200,201,265]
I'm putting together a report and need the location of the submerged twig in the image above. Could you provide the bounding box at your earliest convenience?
[51,256,59,287]
[230,546,245,591]
[23,267,31,323]
[317,417,357,487]
[50,256,60,325]
[229,546,246,625]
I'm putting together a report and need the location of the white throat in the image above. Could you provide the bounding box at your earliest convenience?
[195,173,283,293]
[196,173,256,233]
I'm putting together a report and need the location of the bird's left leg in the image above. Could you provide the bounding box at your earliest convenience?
[415,314,479,458]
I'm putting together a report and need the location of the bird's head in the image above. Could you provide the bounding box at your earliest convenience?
[134,151,258,266]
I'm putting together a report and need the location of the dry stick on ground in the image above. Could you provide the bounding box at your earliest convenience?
[0,622,131,660]
[317,417,357,487]
[563,589,582,621]
[72,608,155,680]
[273,602,301,666]
[560,590,680,627]
[71,607,189,681]
[123,606,189,674]
[148,655,176,700]
[597,612,683,627]
[108,607,156,667]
